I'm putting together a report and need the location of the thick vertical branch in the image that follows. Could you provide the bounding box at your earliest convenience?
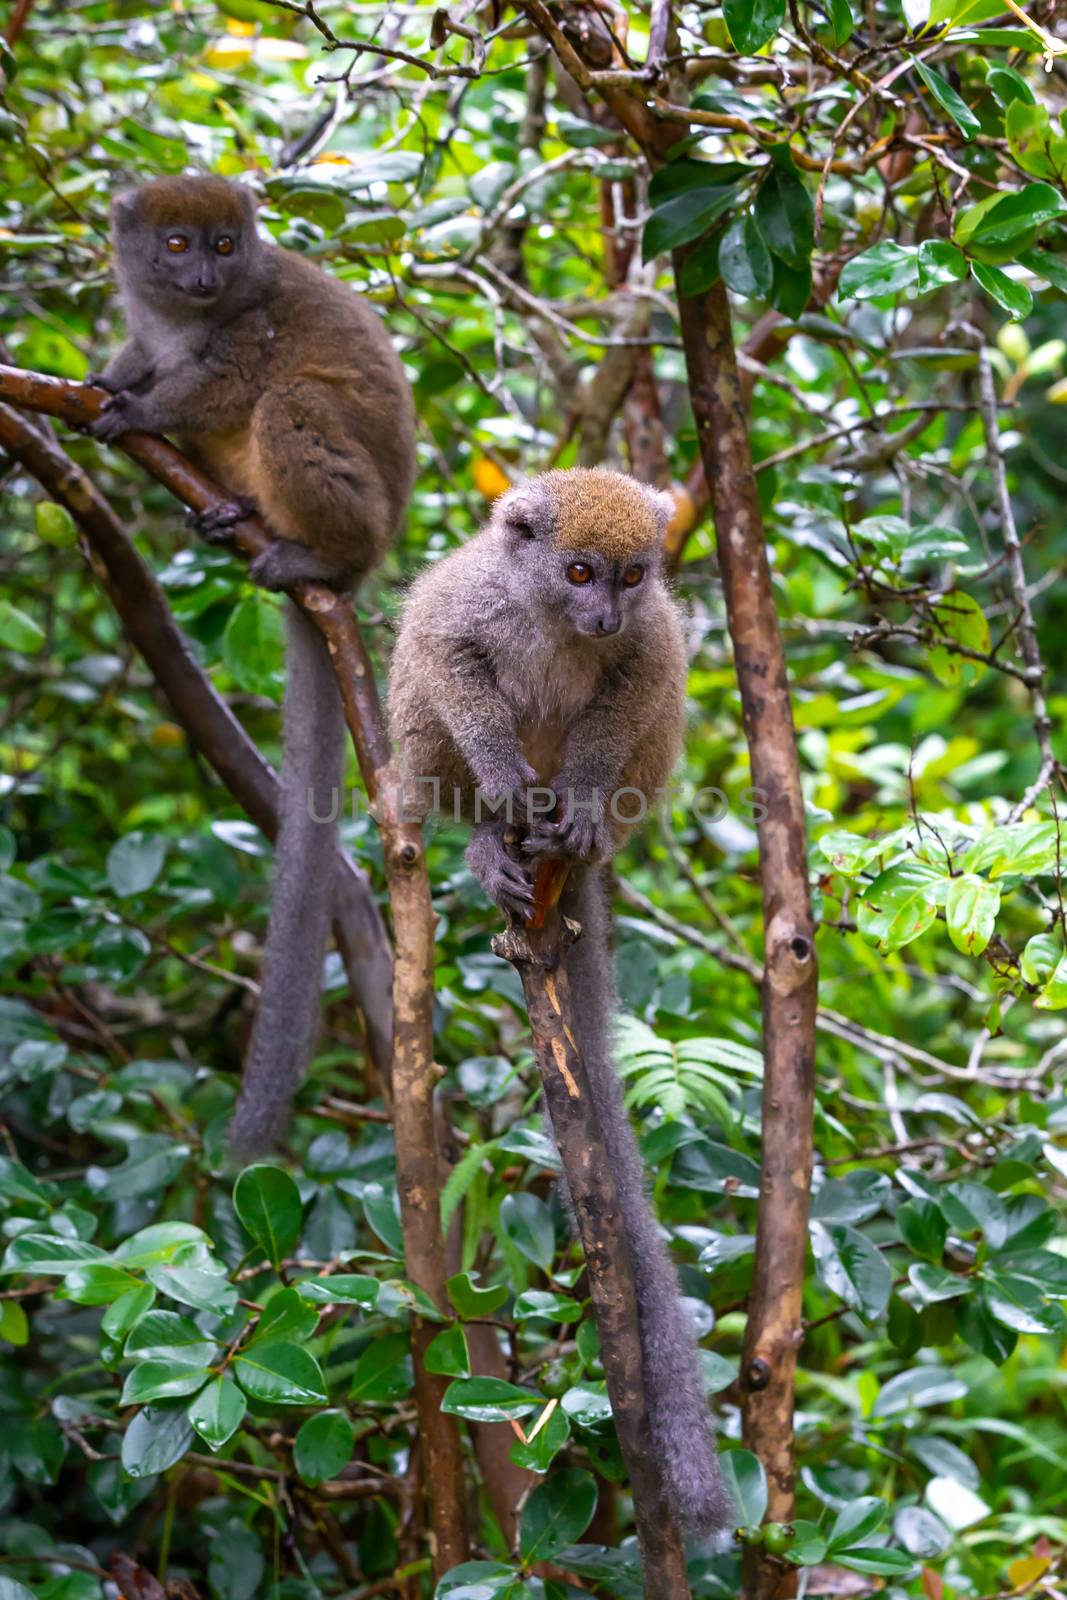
[673,278,817,1599]
[0,368,469,1579]
[0,394,394,1085]
[493,897,691,1600]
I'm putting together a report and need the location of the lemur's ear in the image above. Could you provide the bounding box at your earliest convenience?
[495,480,551,541]
[109,189,140,232]
[643,485,678,536]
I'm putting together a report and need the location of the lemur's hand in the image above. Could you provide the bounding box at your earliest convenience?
[524,788,612,863]
[87,390,150,441]
[467,822,535,922]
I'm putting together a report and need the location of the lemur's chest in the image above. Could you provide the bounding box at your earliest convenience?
[494,640,602,783]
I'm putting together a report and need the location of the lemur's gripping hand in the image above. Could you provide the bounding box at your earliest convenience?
[473,757,539,831]
[87,390,151,442]
[523,789,612,864]
[467,822,535,923]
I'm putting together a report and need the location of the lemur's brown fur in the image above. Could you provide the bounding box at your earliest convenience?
[93,175,416,1157]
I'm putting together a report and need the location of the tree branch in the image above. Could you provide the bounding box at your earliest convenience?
[0,365,469,1579]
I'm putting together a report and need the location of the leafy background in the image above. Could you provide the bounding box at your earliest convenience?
[1,0,1067,1597]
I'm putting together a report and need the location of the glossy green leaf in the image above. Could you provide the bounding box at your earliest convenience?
[188,1376,246,1452]
[519,1469,598,1564]
[294,1409,355,1485]
[233,1341,328,1405]
[233,1164,303,1267]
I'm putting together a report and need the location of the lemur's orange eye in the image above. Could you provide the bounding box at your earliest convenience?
[622,564,645,587]
[215,235,235,255]
[566,562,593,585]
[166,235,188,254]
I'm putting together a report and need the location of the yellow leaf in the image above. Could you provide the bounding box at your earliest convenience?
[473,457,512,500]
[1008,1556,1050,1588]
[1046,377,1067,403]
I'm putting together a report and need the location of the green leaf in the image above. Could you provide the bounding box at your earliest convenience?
[1,1234,106,1276]
[839,242,918,301]
[718,212,773,298]
[873,1365,967,1416]
[897,1200,948,1262]
[447,1271,510,1319]
[513,1290,583,1324]
[719,1447,763,1525]
[499,1192,555,1274]
[106,832,166,898]
[836,1547,916,1577]
[519,1469,598,1564]
[962,182,1067,246]
[928,590,992,685]
[827,1497,887,1553]
[970,261,1033,320]
[222,592,285,698]
[643,183,742,260]
[857,861,943,951]
[826,0,854,44]
[294,1409,355,1485]
[722,0,785,53]
[908,1263,973,1303]
[233,1340,329,1404]
[441,1377,542,1423]
[424,1324,471,1377]
[188,1376,246,1452]
[61,1262,143,1305]
[121,1360,212,1404]
[510,1403,570,1473]
[917,239,968,293]
[0,601,45,654]
[298,1273,380,1308]
[915,61,980,140]
[944,874,1000,955]
[233,1164,303,1268]
[121,1403,196,1477]
[349,1332,412,1402]
[125,1311,218,1366]
[250,1287,319,1346]
[810,1221,892,1318]
[754,149,813,271]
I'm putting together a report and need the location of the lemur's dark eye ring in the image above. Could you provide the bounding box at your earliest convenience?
[622,564,645,587]
[215,235,235,255]
[566,562,593,585]
[165,235,188,254]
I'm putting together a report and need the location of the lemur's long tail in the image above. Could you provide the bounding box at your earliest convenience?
[229,603,343,1158]
[563,867,734,1534]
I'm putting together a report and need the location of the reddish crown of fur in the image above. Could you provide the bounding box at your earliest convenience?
[121,175,252,231]
[543,467,663,562]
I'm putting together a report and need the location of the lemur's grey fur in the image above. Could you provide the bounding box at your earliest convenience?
[389,467,732,1533]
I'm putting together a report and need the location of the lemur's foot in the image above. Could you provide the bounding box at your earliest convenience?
[188,496,258,545]
[248,538,349,592]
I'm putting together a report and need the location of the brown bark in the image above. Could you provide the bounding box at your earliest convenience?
[0,394,394,1086]
[500,20,821,1594]
[672,278,817,1600]
[493,891,691,1600]
[0,367,469,1578]
[3,0,33,44]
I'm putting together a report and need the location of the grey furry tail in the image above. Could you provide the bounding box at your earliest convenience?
[229,604,344,1159]
[563,868,736,1536]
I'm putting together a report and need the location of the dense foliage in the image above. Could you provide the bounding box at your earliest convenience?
[1,0,1067,1597]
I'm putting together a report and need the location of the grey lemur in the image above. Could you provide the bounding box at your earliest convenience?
[388,468,732,1534]
[91,176,416,1158]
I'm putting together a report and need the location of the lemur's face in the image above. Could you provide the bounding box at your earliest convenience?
[495,471,670,640]
[113,177,260,314]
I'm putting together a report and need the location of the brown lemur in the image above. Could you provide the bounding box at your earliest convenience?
[91,175,416,1158]
[388,468,732,1534]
